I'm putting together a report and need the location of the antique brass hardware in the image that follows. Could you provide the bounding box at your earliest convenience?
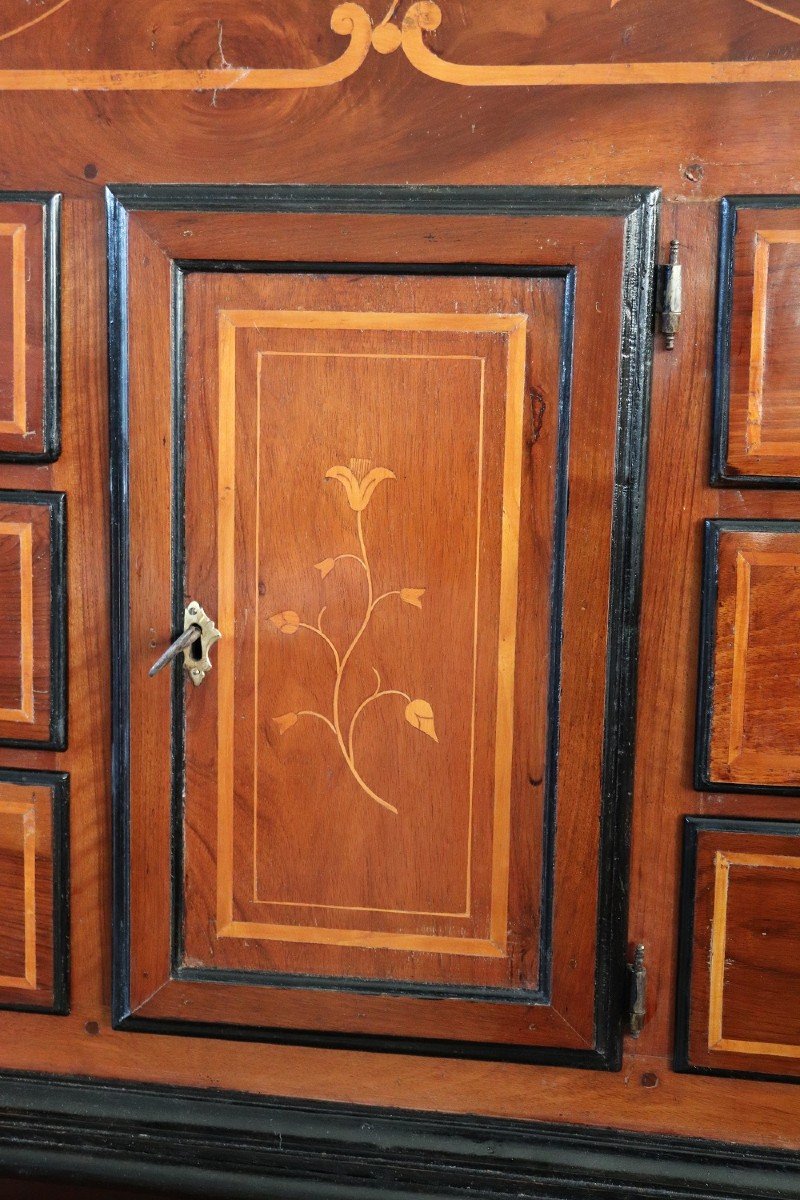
[627,944,647,1038]
[149,602,222,687]
[657,240,682,350]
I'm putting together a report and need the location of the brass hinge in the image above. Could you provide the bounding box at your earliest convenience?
[657,239,682,350]
[627,943,647,1038]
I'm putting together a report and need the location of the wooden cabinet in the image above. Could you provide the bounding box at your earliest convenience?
[2,3,800,1195]
[111,186,655,1064]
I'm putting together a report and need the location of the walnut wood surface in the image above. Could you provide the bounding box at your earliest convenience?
[0,0,799,1155]
[0,775,56,1009]
[724,205,800,480]
[686,825,800,1078]
[0,201,46,457]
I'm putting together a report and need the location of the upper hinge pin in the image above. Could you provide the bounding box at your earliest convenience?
[657,239,682,350]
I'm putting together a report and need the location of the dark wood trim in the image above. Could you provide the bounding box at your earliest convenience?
[712,194,800,489]
[107,183,659,1069]
[0,191,61,465]
[0,769,69,1016]
[0,489,67,751]
[695,518,800,795]
[0,1072,799,1199]
[675,815,800,1085]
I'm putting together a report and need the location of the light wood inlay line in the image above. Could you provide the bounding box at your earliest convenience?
[746,230,800,457]
[1,1,800,89]
[0,224,26,437]
[725,548,800,771]
[708,850,800,1059]
[0,797,37,990]
[0,521,34,724]
[216,310,526,957]
[251,349,485,919]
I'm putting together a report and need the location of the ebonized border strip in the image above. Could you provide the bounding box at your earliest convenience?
[0,769,69,1015]
[0,489,67,750]
[0,191,61,464]
[695,518,800,795]
[675,815,800,1085]
[107,183,659,1071]
[712,194,800,489]
[1,1072,800,1199]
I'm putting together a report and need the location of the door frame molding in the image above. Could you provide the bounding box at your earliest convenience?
[107,184,659,1069]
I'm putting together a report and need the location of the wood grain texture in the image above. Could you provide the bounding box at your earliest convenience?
[0,199,54,460]
[700,523,800,790]
[117,193,646,1057]
[720,201,800,482]
[0,492,65,747]
[0,770,67,1013]
[680,820,800,1080]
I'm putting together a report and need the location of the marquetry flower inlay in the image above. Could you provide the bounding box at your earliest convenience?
[270,458,438,815]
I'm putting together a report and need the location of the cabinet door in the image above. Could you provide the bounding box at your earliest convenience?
[110,186,656,1067]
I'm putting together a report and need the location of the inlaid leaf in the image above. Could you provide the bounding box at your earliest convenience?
[269,610,300,634]
[404,698,438,743]
[273,712,298,735]
[315,558,336,579]
[400,587,425,608]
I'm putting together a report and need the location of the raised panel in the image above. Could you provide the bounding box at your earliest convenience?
[697,520,800,792]
[111,185,657,1066]
[0,769,68,1013]
[714,196,800,486]
[0,491,66,749]
[0,194,60,462]
[677,818,800,1082]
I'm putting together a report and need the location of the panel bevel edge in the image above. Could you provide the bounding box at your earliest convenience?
[712,195,800,489]
[0,489,67,750]
[0,191,61,464]
[0,768,69,1016]
[107,185,660,1070]
[695,518,800,796]
[675,815,800,1085]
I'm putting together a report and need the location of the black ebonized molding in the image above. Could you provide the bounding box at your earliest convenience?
[0,1073,800,1200]
[0,489,67,750]
[0,191,61,464]
[0,769,69,1015]
[695,519,800,795]
[712,194,800,489]
[107,184,659,1070]
[675,815,800,1085]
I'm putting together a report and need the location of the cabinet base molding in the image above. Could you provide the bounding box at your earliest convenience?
[0,1074,798,1200]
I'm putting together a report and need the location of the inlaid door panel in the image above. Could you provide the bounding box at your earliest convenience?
[697,520,800,792]
[0,491,66,749]
[110,185,657,1065]
[714,197,800,486]
[0,194,60,462]
[0,769,68,1013]
[677,818,800,1082]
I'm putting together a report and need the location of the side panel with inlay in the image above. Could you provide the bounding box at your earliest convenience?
[677,818,800,1081]
[0,491,66,749]
[714,197,800,486]
[0,194,60,462]
[0,769,68,1013]
[697,520,800,792]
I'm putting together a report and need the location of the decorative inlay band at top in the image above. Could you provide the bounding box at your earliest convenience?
[0,0,799,90]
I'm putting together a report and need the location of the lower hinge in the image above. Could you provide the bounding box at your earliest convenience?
[627,943,647,1038]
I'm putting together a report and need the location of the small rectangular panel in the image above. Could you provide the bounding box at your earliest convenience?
[697,520,800,792]
[0,194,60,461]
[714,197,800,486]
[677,818,800,1082]
[0,769,69,1013]
[0,491,66,748]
